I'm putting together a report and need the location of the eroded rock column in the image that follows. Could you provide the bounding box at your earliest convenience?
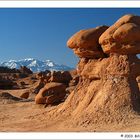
[58,15,140,124]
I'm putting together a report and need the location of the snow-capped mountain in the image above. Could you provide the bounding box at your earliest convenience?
[0,58,73,72]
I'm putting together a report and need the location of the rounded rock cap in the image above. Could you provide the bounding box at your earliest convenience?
[67,26,108,59]
[99,14,140,54]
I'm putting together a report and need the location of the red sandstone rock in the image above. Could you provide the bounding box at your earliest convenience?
[57,15,140,125]
[20,92,30,99]
[67,26,108,58]
[35,82,67,104]
[99,14,140,54]
[58,54,140,124]
[49,71,72,84]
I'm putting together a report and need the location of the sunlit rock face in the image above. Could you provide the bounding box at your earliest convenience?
[67,26,108,58]
[99,14,140,54]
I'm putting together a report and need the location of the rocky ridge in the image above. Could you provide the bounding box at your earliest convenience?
[0,58,73,72]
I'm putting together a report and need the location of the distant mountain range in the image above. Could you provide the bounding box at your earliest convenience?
[0,58,73,72]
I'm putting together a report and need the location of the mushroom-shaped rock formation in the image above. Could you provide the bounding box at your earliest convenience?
[99,14,140,54]
[54,14,140,126]
[67,26,108,58]
[35,82,67,105]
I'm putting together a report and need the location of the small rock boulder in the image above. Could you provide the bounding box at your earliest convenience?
[33,79,45,94]
[36,71,51,85]
[36,71,51,80]
[35,82,67,104]
[49,71,72,84]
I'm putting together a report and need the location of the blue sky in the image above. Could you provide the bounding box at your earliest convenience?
[0,8,140,67]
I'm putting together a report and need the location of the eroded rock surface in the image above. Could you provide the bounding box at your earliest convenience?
[35,82,67,105]
[67,26,108,58]
[99,14,140,54]
[56,14,140,125]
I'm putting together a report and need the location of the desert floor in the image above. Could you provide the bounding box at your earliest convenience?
[1,89,140,132]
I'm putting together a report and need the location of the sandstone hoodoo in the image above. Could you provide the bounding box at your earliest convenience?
[54,14,140,125]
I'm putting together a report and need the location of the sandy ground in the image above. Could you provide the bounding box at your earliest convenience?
[1,89,140,132]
